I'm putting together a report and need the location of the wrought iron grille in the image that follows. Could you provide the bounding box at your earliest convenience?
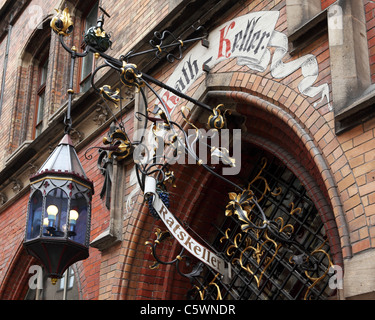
[188,152,335,300]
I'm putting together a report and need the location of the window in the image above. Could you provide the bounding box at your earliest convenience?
[79,2,99,92]
[34,56,49,138]
[59,267,75,291]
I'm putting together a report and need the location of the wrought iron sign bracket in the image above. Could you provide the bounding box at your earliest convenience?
[50,7,335,299]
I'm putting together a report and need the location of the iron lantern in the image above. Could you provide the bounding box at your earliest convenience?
[23,134,94,284]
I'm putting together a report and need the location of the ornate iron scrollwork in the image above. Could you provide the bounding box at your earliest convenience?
[216,158,334,300]
[207,104,229,130]
[102,127,132,161]
[145,227,205,281]
[149,30,185,63]
[99,85,122,105]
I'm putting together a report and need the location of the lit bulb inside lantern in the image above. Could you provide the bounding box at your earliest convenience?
[68,209,79,235]
[46,205,58,230]
[47,205,58,220]
[43,217,49,226]
[69,210,79,225]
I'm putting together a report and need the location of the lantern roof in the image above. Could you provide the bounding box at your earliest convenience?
[31,134,93,190]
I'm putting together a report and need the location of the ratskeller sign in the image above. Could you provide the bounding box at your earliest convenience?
[144,176,232,279]
[156,11,331,113]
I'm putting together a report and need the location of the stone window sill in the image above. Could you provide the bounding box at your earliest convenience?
[335,85,375,134]
[90,229,120,251]
[288,9,328,56]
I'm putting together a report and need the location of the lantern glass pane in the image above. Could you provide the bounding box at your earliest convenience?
[69,192,88,245]
[26,190,43,240]
[44,188,68,237]
[70,148,86,176]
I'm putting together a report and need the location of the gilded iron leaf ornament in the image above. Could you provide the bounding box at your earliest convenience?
[145,228,173,269]
[207,104,230,129]
[194,273,223,300]
[225,189,259,232]
[222,229,281,288]
[211,146,236,167]
[120,63,145,90]
[99,85,122,105]
[50,8,74,37]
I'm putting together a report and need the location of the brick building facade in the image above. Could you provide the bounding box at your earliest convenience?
[0,0,374,300]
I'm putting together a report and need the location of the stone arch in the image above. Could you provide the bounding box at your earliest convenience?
[198,71,351,261]
[198,83,352,258]
[159,86,347,298]
[140,117,345,298]
[195,71,352,258]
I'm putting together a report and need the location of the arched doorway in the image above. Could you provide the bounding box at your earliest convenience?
[145,84,345,300]
[186,145,337,300]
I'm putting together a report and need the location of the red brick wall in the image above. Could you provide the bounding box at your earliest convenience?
[1,0,375,300]
[97,0,372,299]
[0,193,31,299]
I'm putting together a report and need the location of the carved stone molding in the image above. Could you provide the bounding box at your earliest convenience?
[0,193,7,205]
[90,158,124,251]
[28,162,38,176]
[70,128,85,146]
[122,86,135,101]
[11,178,23,194]
[93,104,109,127]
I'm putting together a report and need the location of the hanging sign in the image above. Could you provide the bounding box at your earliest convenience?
[144,176,232,279]
[155,10,331,113]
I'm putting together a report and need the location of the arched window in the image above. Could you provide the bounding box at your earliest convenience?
[10,18,52,148]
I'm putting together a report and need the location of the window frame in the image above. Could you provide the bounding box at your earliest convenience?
[33,54,49,139]
[58,267,75,291]
[77,1,99,93]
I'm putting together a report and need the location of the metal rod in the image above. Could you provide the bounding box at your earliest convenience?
[124,36,206,60]
[65,52,76,133]
[59,34,88,58]
[63,267,69,300]
[141,72,212,112]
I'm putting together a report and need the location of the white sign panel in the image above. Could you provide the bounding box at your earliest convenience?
[144,176,231,279]
[155,11,331,113]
